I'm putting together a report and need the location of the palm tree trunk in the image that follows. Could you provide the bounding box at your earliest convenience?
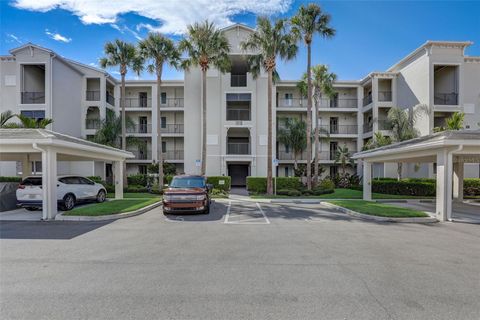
[156,68,164,186]
[306,43,312,190]
[313,93,320,185]
[294,152,298,171]
[266,69,273,195]
[201,69,207,176]
[121,72,127,188]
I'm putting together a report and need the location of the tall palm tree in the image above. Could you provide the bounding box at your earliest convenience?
[311,65,336,184]
[291,3,335,190]
[387,105,429,180]
[241,17,298,194]
[179,20,230,175]
[277,118,307,170]
[334,145,353,176]
[100,39,143,187]
[139,32,180,185]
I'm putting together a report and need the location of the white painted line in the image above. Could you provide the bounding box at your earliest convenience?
[223,200,232,224]
[164,216,184,222]
[256,202,270,224]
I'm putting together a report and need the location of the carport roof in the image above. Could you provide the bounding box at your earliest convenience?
[0,129,134,160]
[353,130,480,162]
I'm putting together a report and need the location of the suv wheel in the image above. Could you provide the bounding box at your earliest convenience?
[62,194,76,211]
[96,190,106,203]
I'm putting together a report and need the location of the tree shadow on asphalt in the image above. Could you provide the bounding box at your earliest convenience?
[0,220,113,240]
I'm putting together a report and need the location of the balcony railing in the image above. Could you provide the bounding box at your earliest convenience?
[86,90,100,101]
[227,108,251,121]
[125,97,151,108]
[320,125,358,135]
[378,91,392,102]
[277,150,308,160]
[363,94,373,106]
[85,119,101,129]
[319,98,358,108]
[277,98,308,108]
[106,93,115,106]
[127,150,152,160]
[434,93,458,105]
[231,74,247,87]
[161,124,184,134]
[378,120,392,130]
[363,123,373,133]
[21,92,45,104]
[227,142,250,155]
[161,98,184,108]
[127,124,152,134]
[164,150,184,160]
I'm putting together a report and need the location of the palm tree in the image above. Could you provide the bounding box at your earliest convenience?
[334,145,353,176]
[179,21,230,175]
[139,32,180,185]
[241,17,298,194]
[311,65,336,184]
[1,111,16,127]
[387,105,429,179]
[291,3,335,190]
[277,118,307,170]
[445,112,465,130]
[92,110,138,148]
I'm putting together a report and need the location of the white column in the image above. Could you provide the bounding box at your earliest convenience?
[114,160,124,199]
[41,148,57,220]
[436,150,453,221]
[453,162,464,201]
[363,161,372,201]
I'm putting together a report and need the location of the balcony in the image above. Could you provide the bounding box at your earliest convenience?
[127,124,152,134]
[378,91,392,102]
[161,124,184,134]
[106,93,115,106]
[162,98,184,108]
[21,92,45,104]
[125,97,151,108]
[363,123,373,133]
[434,93,458,105]
[277,150,308,160]
[319,98,357,109]
[128,149,152,160]
[320,125,358,135]
[164,150,184,160]
[86,90,100,101]
[85,119,101,129]
[363,94,373,106]
[378,120,392,130]
[227,108,250,121]
[277,98,308,108]
[227,142,250,155]
[231,74,247,87]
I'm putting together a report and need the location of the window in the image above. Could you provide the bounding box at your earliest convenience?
[285,145,290,153]
[284,93,293,106]
[139,165,147,175]
[31,161,42,174]
[330,166,338,177]
[284,166,289,177]
[21,110,45,121]
[79,177,94,185]
[161,92,167,104]
[162,141,167,152]
[161,117,167,128]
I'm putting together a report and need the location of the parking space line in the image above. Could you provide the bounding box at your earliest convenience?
[256,203,270,224]
[224,201,269,225]
[224,201,232,223]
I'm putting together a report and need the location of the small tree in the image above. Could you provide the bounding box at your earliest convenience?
[277,118,307,170]
[334,145,354,176]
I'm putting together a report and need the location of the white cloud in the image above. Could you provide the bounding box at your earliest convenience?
[110,23,142,40]
[13,0,292,35]
[45,29,72,42]
[6,33,22,44]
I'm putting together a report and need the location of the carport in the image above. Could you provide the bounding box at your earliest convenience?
[0,129,134,220]
[353,130,480,222]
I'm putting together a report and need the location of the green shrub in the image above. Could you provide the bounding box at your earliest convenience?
[246,177,268,194]
[87,176,103,183]
[210,188,229,198]
[288,190,302,197]
[318,179,335,190]
[207,176,231,191]
[464,178,480,196]
[105,184,115,193]
[0,176,22,182]
[125,185,148,193]
[127,174,155,186]
[372,180,435,197]
[302,189,314,196]
[247,177,303,194]
[313,188,334,196]
[150,184,163,195]
[164,175,174,185]
[276,177,303,190]
[276,189,291,195]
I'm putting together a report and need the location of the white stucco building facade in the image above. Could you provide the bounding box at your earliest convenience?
[1,24,479,186]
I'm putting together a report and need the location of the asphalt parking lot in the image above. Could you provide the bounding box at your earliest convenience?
[1,199,479,320]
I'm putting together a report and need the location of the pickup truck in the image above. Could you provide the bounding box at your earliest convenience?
[162,175,212,214]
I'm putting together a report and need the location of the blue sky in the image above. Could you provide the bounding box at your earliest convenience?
[1,0,479,81]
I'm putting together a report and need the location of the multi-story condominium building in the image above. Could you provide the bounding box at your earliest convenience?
[1,24,479,186]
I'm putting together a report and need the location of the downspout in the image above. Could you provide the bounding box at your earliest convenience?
[446,144,463,222]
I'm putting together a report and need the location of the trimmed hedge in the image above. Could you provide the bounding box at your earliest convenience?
[246,177,268,194]
[372,180,436,197]
[246,177,303,194]
[0,176,22,182]
[464,178,480,196]
[207,176,231,191]
[127,174,155,186]
[276,177,302,190]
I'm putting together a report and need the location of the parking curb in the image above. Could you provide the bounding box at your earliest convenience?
[320,201,438,223]
[55,201,162,221]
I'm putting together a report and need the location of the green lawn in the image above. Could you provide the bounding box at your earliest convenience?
[251,188,433,200]
[327,200,428,218]
[106,192,160,199]
[65,198,160,216]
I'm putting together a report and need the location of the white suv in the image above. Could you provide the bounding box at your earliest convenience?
[16,175,107,211]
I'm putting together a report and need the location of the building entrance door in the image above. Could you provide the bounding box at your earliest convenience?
[228,164,249,187]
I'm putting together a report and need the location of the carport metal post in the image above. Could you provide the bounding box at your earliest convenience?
[114,160,124,199]
[41,147,57,220]
[363,161,372,201]
[436,150,453,221]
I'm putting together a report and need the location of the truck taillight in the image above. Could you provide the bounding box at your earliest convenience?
[18,185,25,189]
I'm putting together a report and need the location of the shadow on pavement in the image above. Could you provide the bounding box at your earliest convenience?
[164,201,228,222]
[0,220,113,240]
